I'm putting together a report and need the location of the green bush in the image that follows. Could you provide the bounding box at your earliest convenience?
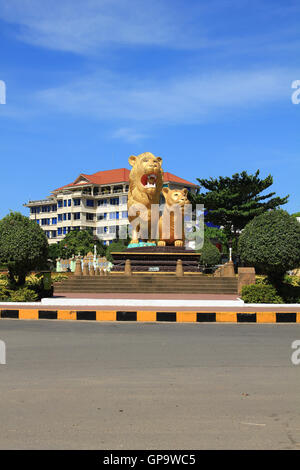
[51,273,69,283]
[200,240,221,266]
[6,287,39,302]
[0,285,10,301]
[277,283,300,304]
[241,284,283,304]
[106,240,127,262]
[238,210,300,284]
[0,211,49,286]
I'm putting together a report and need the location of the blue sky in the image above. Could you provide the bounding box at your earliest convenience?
[0,0,299,217]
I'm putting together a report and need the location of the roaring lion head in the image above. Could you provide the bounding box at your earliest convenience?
[128,152,164,218]
[128,152,163,206]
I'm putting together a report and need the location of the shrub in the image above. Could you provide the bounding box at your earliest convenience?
[0,211,49,286]
[7,287,39,302]
[284,275,300,287]
[277,283,300,304]
[106,240,127,262]
[241,284,283,304]
[238,210,300,285]
[0,285,10,301]
[200,240,221,266]
[51,273,69,283]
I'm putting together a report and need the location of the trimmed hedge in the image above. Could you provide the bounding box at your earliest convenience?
[238,210,300,282]
[241,284,283,304]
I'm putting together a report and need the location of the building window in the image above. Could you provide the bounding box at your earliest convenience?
[58,200,63,208]
[36,219,40,224]
[52,231,57,238]
[122,211,128,218]
[86,199,94,207]
[98,199,108,206]
[121,196,127,205]
[109,212,116,220]
[73,198,81,206]
[97,213,107,220]
[58,228,62,235]
[110,197,119,206]
[68,213,71,220]
[109,226,116,233]
[86,213,94,221]
[52,204,57,211]
[52,218,57,225]
[31,206,41,214]
[63,227,67,234]
[74,213,80,220]
[68,199,71,207]
[63,213,67,221]
[58,214,62,222]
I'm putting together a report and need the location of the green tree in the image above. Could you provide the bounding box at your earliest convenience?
[200,240,221,267]
[0,211,48,286]
[48,243,59,261]
[204,226,228,251]
[189,170,289,246]
[106,240,128,262]
[187,225,228,253]
[238,210,300,285]
[292,212,300,218]
[57,230,106,258]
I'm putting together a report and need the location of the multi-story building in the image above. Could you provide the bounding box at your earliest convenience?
[24,168,197,245]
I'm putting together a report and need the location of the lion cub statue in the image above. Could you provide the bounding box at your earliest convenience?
[158,187,189,246]
[127,152,164,243]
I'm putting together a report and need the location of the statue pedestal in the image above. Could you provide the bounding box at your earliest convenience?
[111,246,200,273]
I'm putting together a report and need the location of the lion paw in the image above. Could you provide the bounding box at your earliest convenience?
[174,240,183,247]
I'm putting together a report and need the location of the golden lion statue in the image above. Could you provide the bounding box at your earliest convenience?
[158,187,189,246]
[127,152,163,243]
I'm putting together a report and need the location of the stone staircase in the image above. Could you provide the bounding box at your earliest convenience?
[54,274,238,295]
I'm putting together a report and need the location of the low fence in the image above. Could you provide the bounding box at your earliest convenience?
[56,252,113,274]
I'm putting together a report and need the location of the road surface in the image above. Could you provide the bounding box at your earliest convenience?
[1,320,300,449]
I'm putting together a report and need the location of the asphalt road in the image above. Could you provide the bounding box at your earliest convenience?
[1,320,300,450]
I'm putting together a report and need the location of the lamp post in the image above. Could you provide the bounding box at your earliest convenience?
[228,239,233,262]
[93,235,98,266]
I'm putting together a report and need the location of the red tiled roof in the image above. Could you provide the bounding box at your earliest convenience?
[163,172,197,186]
[53,168,196,192]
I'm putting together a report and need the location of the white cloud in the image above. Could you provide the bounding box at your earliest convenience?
[111,127,148,143]
[35,67,292,124]
[0,0,207,53]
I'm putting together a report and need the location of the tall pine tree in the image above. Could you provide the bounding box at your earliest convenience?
[189,170,289,246]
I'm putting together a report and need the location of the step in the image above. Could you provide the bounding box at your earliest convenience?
[54,288,238,294]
